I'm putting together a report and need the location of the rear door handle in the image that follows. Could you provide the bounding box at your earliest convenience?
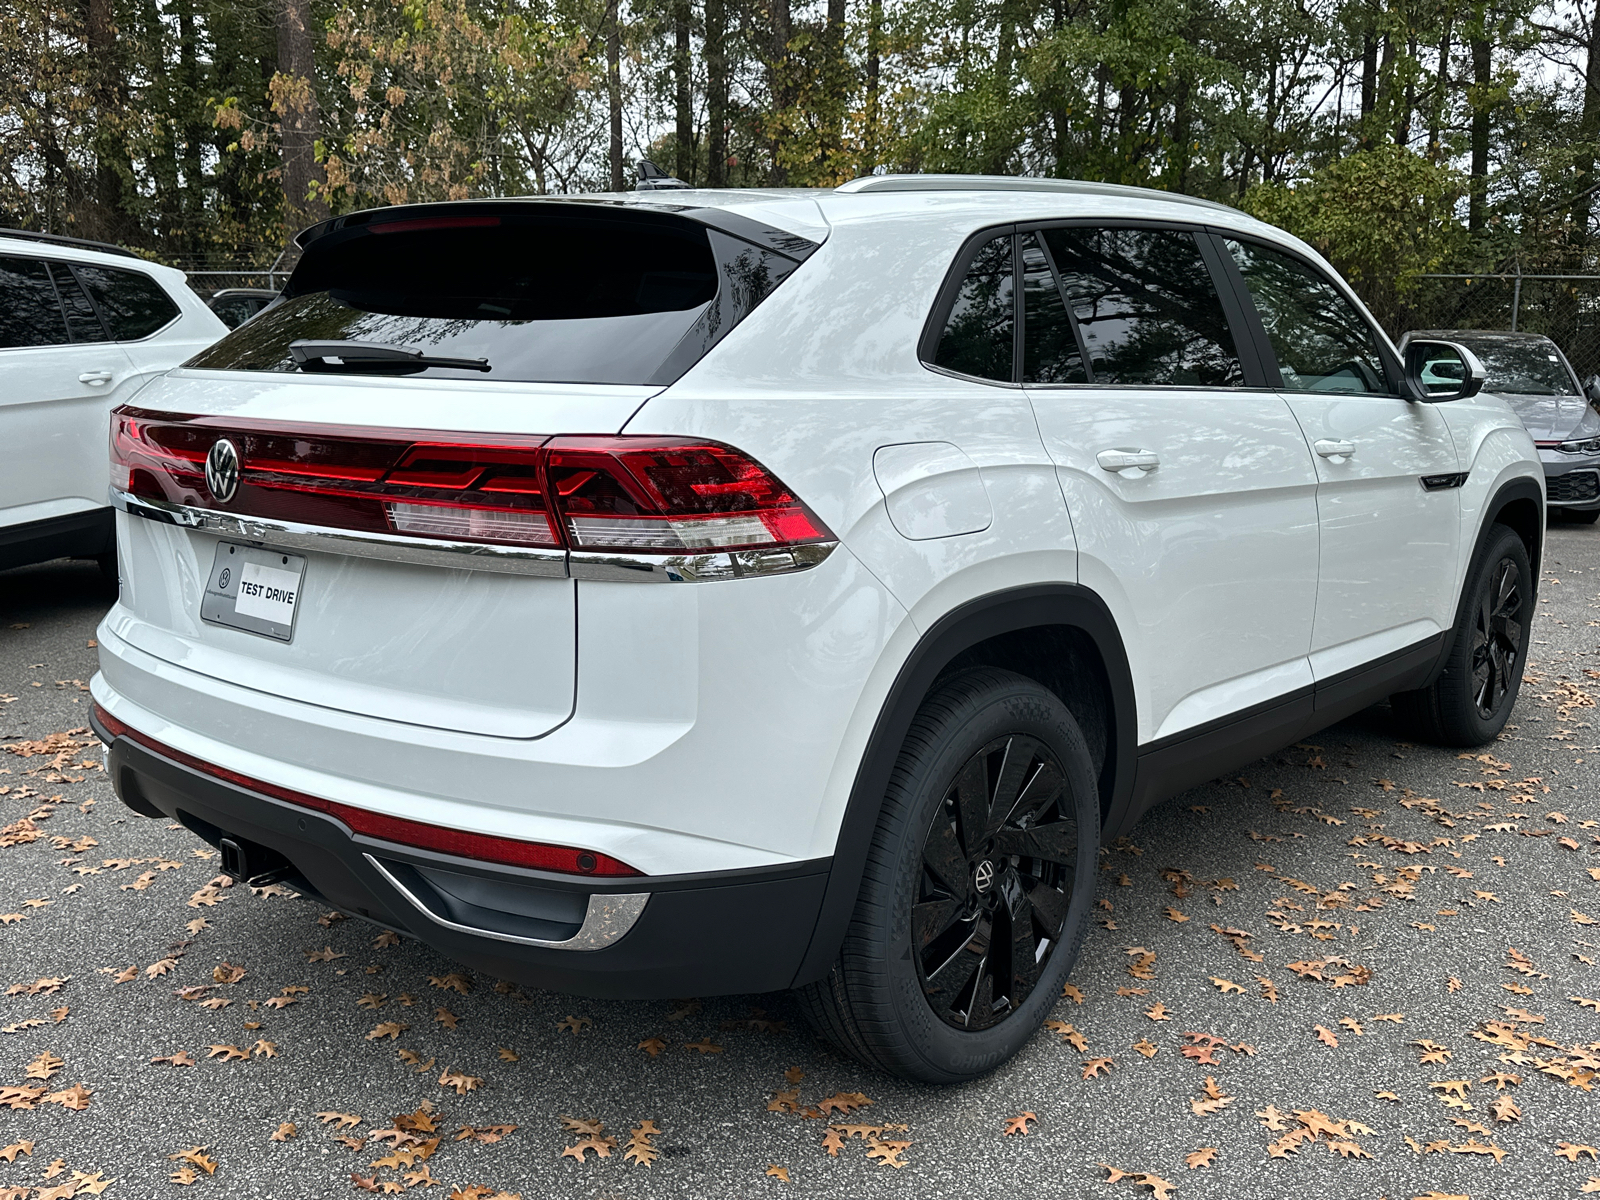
[1314,439,1356,459]
[1096,448,1160,473]
[78,371,114,386]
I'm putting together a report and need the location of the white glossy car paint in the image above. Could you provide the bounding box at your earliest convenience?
[91,181,1545,883]
[0,239,225,531]
[1028,386,1321,744]
[1285,391,1463,678]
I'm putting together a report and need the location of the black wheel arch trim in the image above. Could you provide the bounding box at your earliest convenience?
[1422,473,1543,689]
[789,582,1136,988]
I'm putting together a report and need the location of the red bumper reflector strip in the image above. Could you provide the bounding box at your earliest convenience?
[92,705,641,877]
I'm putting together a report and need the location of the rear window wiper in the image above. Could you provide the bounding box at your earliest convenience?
[289,340,490,373]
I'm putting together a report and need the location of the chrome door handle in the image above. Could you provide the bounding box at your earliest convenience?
[78,371,114,386]
[1096,448,1160,473]
[1314,439,1356,458]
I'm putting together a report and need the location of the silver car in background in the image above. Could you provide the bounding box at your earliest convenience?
[1404,329,1600,523]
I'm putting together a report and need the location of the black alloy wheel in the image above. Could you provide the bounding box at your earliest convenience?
[796,667,1099,1083]
[1468,556,1523,720]
[914,735,1076,1031]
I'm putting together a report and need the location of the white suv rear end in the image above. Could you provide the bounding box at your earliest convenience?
[91,178,1544,1082]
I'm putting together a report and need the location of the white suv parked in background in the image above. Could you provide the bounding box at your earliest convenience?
[0,231,226,574]
[89,177,1543,1083]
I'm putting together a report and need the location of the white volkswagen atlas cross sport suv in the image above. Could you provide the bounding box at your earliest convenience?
[0,230,226,574]
[90,177,1543,1083]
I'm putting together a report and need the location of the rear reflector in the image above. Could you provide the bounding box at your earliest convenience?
[92,705,641,877]
[112,409,832,557]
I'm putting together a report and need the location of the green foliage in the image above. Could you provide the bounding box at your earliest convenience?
[1243,146,1466,327]
[0,0,1595,299]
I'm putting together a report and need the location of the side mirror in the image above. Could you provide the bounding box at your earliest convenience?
[1585,374,1600,407]
[1403,339,1486,403]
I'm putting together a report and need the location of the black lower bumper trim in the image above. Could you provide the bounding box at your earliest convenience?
[0,508,113,572]
[105,733,830,998]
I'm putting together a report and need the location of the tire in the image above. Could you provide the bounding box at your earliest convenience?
[1564,508,1600,525]
[1391,524,1532,746]
[796,667,1100,1083]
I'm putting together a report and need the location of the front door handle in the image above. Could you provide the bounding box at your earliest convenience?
[1096,448,1160,473]
[1314,439,1356,459]
[78,371,114,386]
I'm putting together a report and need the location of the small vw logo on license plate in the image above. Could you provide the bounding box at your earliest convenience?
[205,438,240,503]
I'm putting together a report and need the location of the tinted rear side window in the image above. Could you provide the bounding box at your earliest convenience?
[0,256,71,349]
[933,234,1015,382]
[51,264,108,342]
[1043,227,1244,387]
[76,266,181,340]
[1021,233,1085,384]
[188,205,810,385]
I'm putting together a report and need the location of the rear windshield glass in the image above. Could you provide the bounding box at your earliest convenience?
[1455,339,1576,395]
[186,205,807,386]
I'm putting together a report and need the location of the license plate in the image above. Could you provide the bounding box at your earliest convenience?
[200,543,306,643]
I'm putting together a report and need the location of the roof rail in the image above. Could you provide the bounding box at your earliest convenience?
[835,173,1240,214]
[0,227,140,259]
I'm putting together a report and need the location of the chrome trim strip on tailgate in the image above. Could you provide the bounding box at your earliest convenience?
[113,488,569,579]
[363,853,649,950]
[112,488,837,582]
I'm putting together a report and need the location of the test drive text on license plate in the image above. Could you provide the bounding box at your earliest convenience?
[200,543,307,642]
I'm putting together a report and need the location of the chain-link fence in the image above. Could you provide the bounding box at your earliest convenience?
[182,270,287,300]
[1405,274,1600,382]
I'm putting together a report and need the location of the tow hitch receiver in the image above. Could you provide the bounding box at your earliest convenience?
[217,835,295,887]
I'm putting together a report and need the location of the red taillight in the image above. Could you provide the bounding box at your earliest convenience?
[111,408,832,555]
[92,705,640,877]
[546,436,830,553]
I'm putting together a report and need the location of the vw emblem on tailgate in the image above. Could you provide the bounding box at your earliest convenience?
[205,438,240,503]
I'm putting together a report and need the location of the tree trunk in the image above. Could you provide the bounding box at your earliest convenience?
[865,0,882,168]
[1397,34,1417,146]
[1469,30,1490,232]
[1569,2,1600,249]
[673,0,693,182]
[706,0,728,186]
[606,0,624,190]
[1429,20,1453,160]
[1360,34,1378,117]
[178,0,206,255]
[821,0,846,166]
[276,0,328,228]
[767,0,791,185]
[86,0,131,241]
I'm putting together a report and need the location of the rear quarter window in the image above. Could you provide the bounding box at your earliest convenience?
[187,205,812,386]
[76,265,181,340]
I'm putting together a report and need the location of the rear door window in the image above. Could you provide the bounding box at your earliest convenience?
[75,265,181,340]
[1224,238,1388,394]
[0,256,71,349]
[1043,227,1245,387]
[932,233,1016,382]
[187,205,812,386]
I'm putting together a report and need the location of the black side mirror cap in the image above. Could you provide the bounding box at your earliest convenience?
[1403,339,1487,403]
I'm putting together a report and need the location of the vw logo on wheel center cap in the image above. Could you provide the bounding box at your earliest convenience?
[205,438,241,504]
[974,860,995,893]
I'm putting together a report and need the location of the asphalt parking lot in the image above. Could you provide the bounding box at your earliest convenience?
[1,523,1597,1200]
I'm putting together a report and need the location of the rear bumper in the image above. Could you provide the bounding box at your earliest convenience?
[96,718,830,999]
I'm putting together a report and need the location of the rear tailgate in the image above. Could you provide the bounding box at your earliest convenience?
[108,370,655,738]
